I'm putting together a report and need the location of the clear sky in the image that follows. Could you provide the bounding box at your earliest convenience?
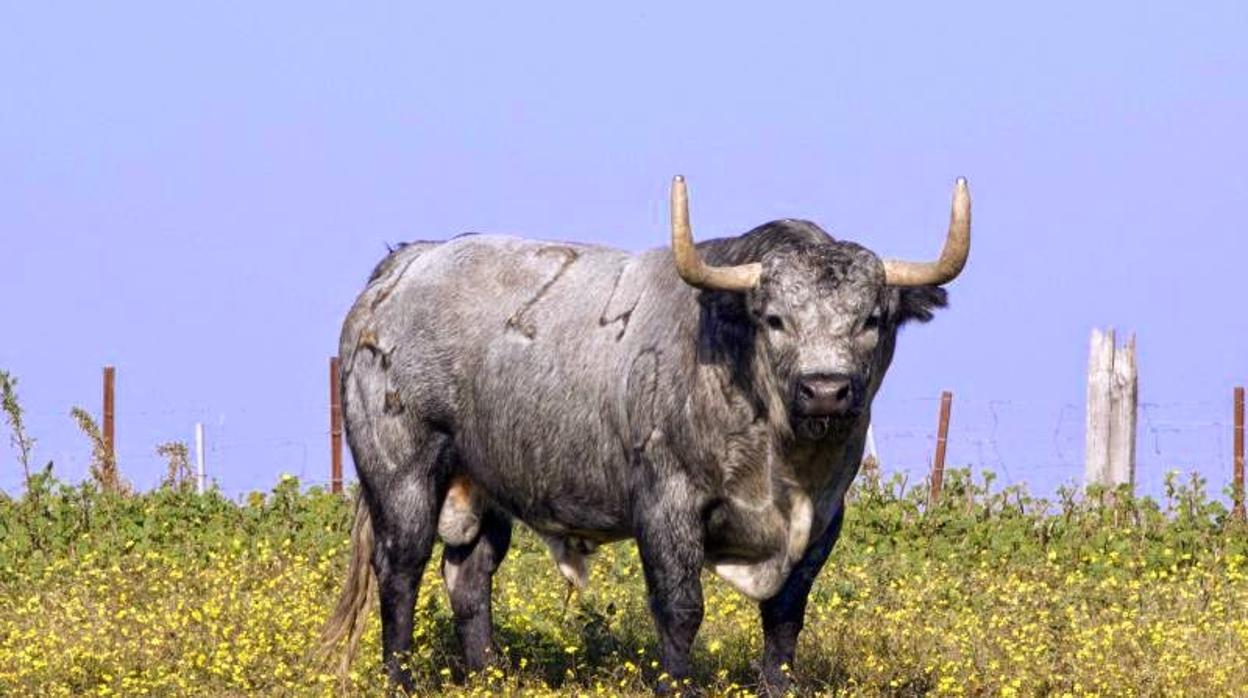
[2,3,1245,498]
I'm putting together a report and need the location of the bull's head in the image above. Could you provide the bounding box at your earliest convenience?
[670,175,970,440]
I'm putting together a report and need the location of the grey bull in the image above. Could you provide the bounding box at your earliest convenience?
[320,176,972,694]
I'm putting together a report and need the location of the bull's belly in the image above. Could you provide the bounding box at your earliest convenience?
[439,473,819,602]
[436,473,627,592]
[439,427,634,538]
[463,460,632,540]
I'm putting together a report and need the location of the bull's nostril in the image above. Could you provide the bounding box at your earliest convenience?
[799,383,816,400]
[835,385,850,402]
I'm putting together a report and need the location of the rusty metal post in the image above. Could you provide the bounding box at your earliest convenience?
[330,357,343,494]
[930,390,953,504]
[1234,386,1245,521]
[102,366,116,468]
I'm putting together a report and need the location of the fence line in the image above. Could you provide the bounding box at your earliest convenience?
[2,364,1242,504]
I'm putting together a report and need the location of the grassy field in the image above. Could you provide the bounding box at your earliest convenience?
[1,469,1247,697]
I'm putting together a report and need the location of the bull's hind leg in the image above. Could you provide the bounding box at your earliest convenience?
[348,401,450,691]
[359,438,448,691]
[440,501,513,673]
[374,477,441,690]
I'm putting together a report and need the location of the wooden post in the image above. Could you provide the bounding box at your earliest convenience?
[930,390,953,503]
[330,357,343,494]
[1085,328,1137,494]
[1108,334,1138,490]
[102,366,116,468]
[1234,386,1245,521]
[860,423,880,482]
[194,422,206,494]
[1085,328,1113,488]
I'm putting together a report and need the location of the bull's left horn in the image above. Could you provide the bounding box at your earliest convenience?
[670,175,762,291]
[882,177,971,287]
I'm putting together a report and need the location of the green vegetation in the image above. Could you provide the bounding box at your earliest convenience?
[2,374,1245,695]
[0,469,1244,696]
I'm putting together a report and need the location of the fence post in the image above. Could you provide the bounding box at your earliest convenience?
[330,357,343,494]
[1234,386,1245,521]
[1085,328,1113,488]
[1085,328,1137,495]
[1108,334,1138,491]
[930,390,953,504]
[102,366,116,467]
[194,422,206,494]
[861,423,880,478]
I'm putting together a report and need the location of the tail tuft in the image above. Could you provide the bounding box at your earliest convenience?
[315,492,377,681]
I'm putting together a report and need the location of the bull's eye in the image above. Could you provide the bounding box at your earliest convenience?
[765,314,785,331]
[863,313,881,331]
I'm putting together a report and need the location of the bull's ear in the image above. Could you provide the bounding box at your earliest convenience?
[894,285,948,326]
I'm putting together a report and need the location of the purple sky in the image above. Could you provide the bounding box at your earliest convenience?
[2,3,1245,498]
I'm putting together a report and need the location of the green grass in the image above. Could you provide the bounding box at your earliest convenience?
[1,469,1246,696]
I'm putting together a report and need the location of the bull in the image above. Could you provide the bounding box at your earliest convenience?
[320,175,971,694]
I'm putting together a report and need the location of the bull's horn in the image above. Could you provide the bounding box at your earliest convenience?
[882,177,971,287]
[670,175,762,291]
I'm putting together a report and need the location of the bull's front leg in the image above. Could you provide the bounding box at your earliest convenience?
[758,505,845,695]
[635,480,706,694]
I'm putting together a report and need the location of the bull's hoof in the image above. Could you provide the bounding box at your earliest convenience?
[757,667,795,697]
[454,640,510,681]
[653,675,705,697]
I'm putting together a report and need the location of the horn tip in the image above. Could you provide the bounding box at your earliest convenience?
[955,176,968,187]
[673,174,685,183]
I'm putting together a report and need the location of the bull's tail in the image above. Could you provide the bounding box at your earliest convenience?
[316,492,376,679]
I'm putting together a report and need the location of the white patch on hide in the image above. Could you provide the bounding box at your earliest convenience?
[712,559,787,600]
[443,557,463,595]
[712,490,816,601]
[542,535,590,589]
[785,491,814,561]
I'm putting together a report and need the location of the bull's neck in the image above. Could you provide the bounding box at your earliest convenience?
[782,410,871,497]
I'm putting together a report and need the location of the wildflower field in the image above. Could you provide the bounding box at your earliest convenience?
[1,469,1246,697]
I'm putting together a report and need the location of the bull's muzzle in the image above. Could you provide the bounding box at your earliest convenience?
[795,373,863,418]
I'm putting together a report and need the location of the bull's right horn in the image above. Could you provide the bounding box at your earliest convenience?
[882,177,972,287]
[670,175,762,291]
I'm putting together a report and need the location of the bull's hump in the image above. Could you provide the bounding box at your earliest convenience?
[433,236,619,301]
[424,236,661,345]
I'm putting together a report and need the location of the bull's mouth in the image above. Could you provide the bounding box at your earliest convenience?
[792,413,855,441]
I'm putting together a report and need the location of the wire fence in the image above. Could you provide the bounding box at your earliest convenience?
[3,392,1239,504]
[870,395,1233,501]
